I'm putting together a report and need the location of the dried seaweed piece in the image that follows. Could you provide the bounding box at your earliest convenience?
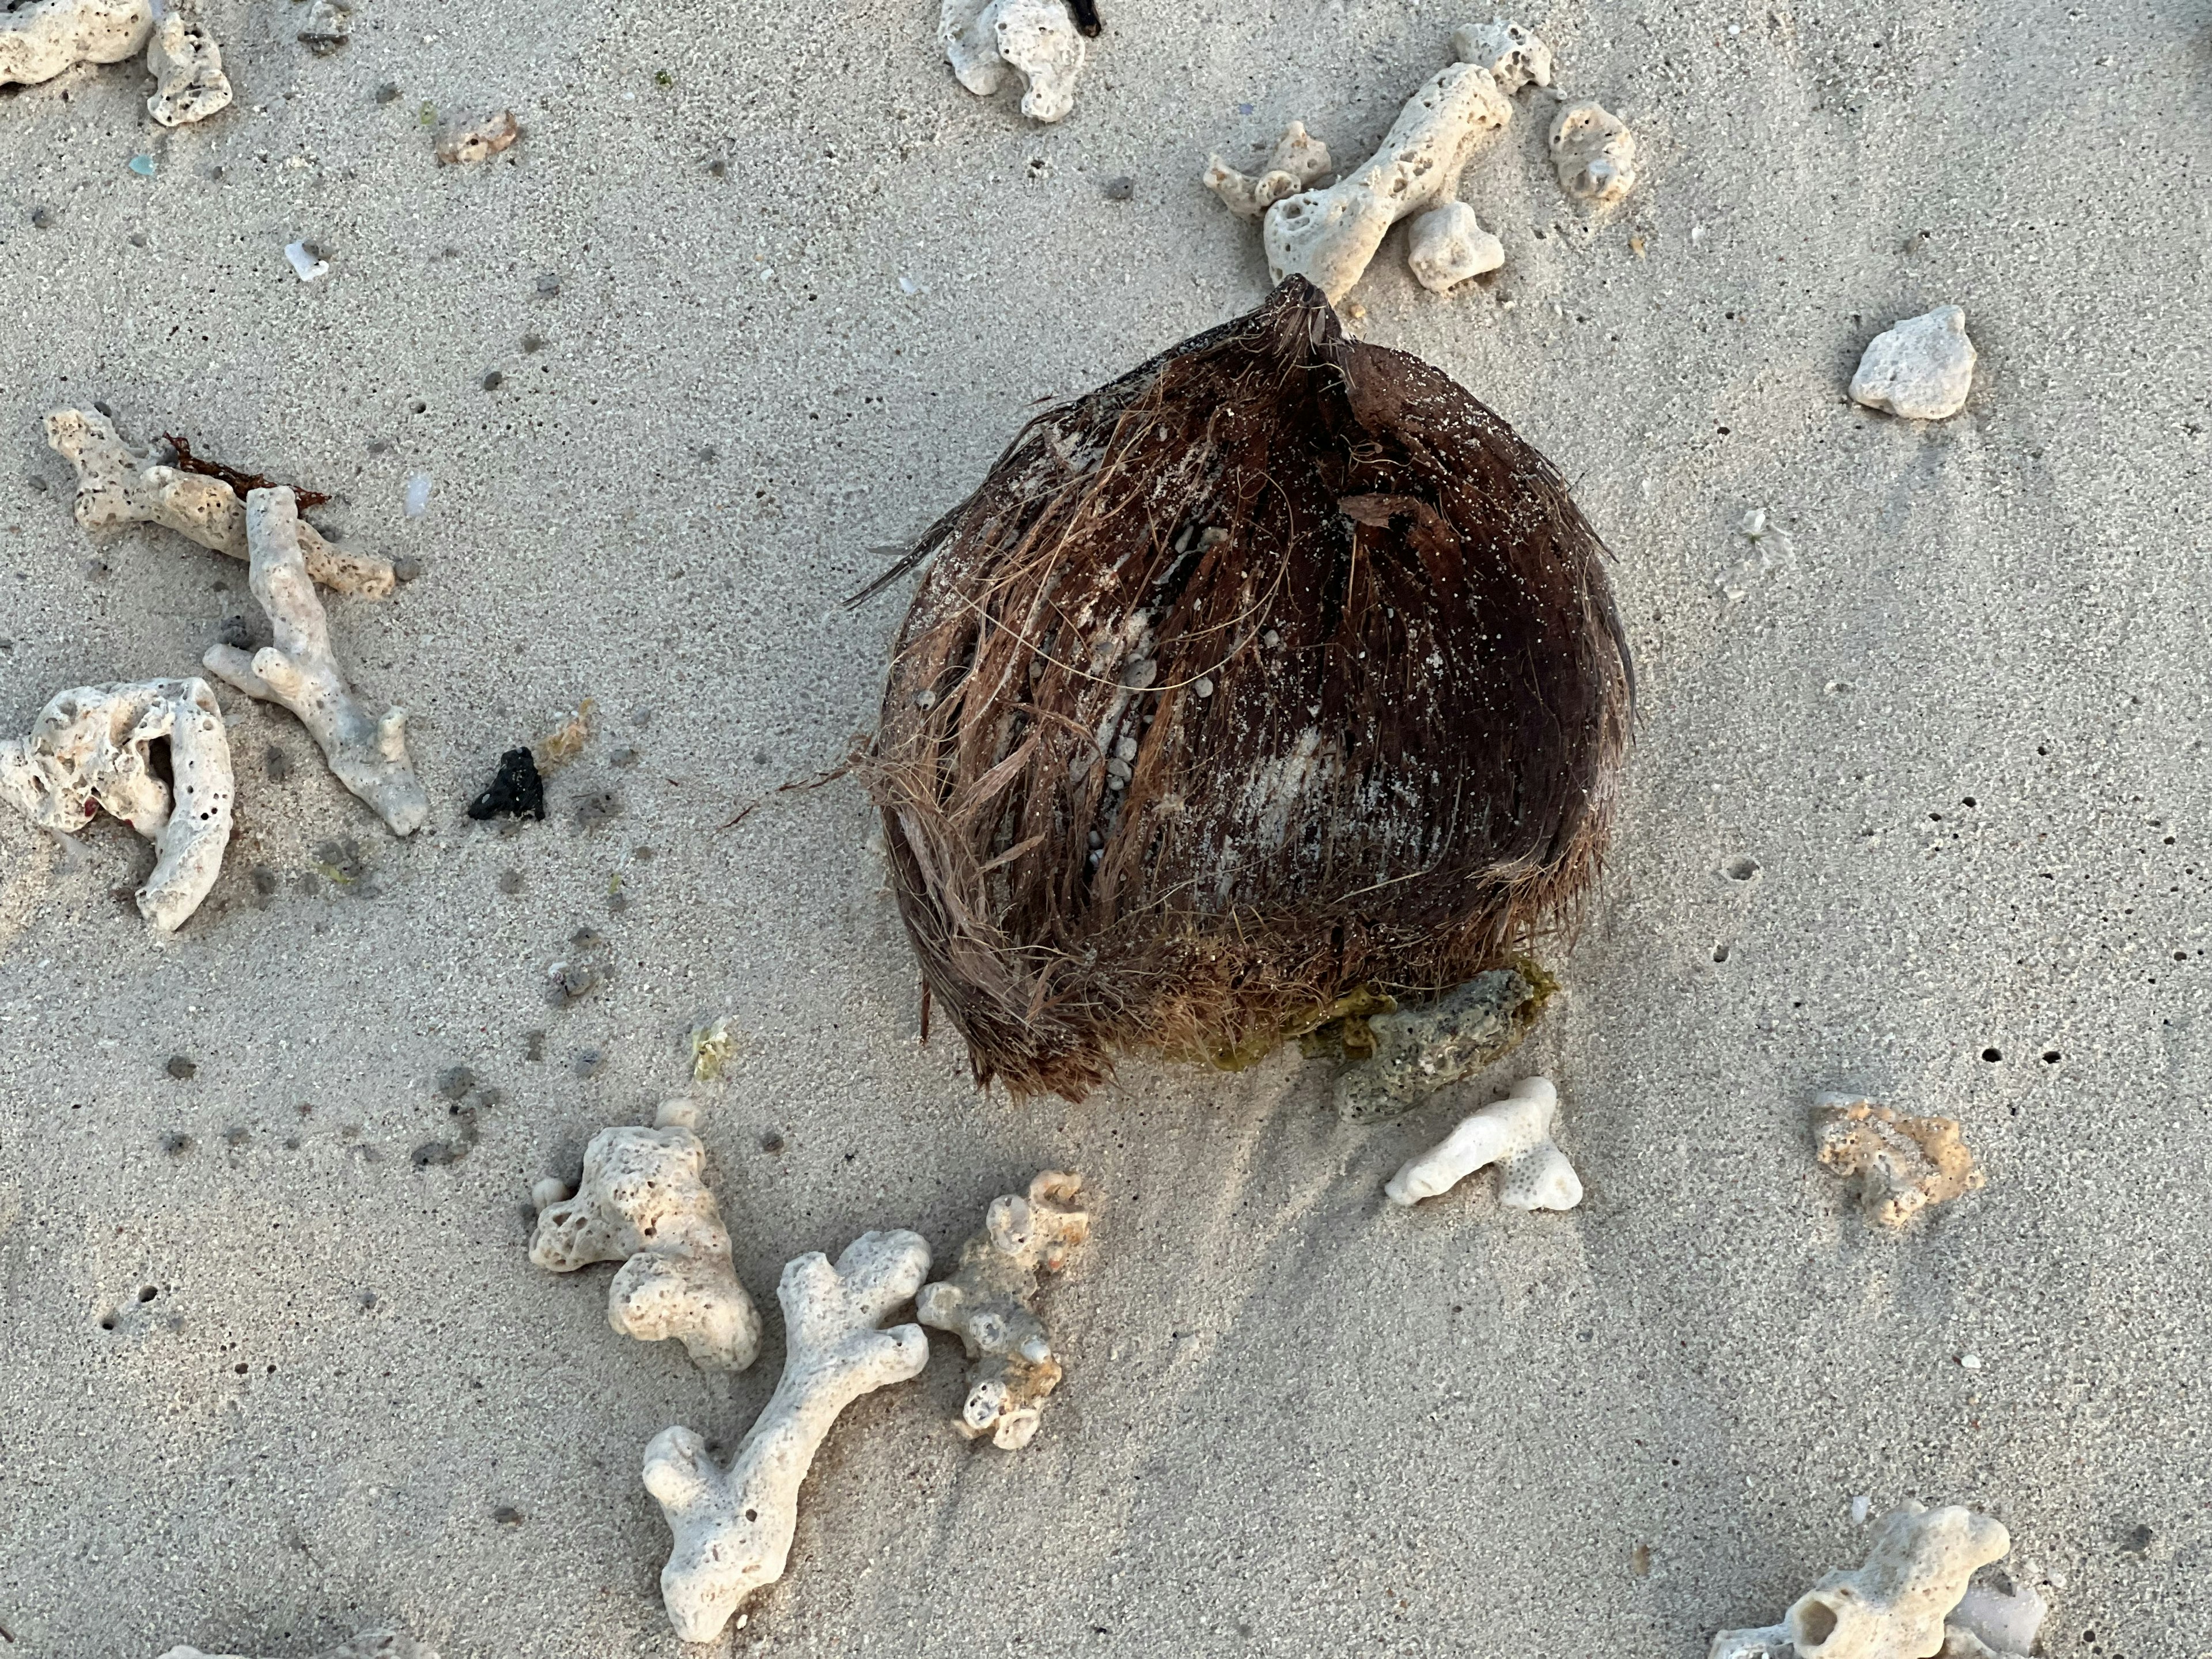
[468,747,545,820]
[162,432,331,510]
[863,277,1632,1102]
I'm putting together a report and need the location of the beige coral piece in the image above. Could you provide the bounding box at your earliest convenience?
[1203,121,1332,220]
[1262,62,1512,304]
[530,1099,762,1371]
[644,1229,931,1641]
[203,488,428,836]
[916,1171,1091,1449]
[1709,1501,2015,1659]
[0,0,150,88]
[0,678,233,934]
[1550,99,1637,204]
[144,0,230,127]
[1813,1093,1984,1226]
[43,410,395,598]
[433,108,520,164]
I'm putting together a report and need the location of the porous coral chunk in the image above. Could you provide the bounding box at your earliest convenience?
[1203,121,1332,219]
[1335,967,1548,1122]
[531,1099,762,1371]
[0,0,150,88]
[145,0,230,127]
[917,1171,1090,1448]
[1549,99,1637,204]
[1813,1093,1984,1226]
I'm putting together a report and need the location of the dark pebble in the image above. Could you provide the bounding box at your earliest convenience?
[375,81,401,103]
[391,554,423,582]
[760,1129,785,1154]
[165,1055,196,1081]
[482,370,504,391]
[572,1049,605,1079]
[1103,176,1134,200]
[469,747,546,821]
[161,1131,194,1156]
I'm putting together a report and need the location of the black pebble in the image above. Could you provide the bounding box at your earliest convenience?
[482,370,504,391]
[468,747,546,821]
[760,1129,785,1154]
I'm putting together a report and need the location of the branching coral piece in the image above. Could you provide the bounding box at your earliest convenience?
[44,411,395,599]
[0,0,149,87]
[1549,100,1637,204]
[203,488,427,836]
[1452,18,1552,93]
[916,1171,1090,1449]
[1709,1502,2014,1659]
[1260,63,1510,303]
[643,1230,932,1641]
[1335,966,1548,1122]
[1203,121,1332,219]
[530,1100,762,1372]
[1813,1094,1984,1226]
[145,0,230,127]
[160,1633,438,1659]
[0,678,233,933]
[1384,1077,1581,1211]
[941,0,1085,123]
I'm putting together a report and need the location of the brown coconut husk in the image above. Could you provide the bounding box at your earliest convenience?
[862,276,1631,1103]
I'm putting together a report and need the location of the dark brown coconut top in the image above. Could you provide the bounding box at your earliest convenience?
[866,278,1631,1102]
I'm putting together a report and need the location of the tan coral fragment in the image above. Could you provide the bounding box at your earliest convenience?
[1813,1093,1983,1226]
[43,410,394,599]
[1203,121,1332,220]
[531,1099,763,1371]
[916,1171,1090,1449]
[434,109,520,165]
[145,0,230,127]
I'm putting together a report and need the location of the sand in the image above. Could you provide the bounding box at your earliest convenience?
[1,1,2206,1654]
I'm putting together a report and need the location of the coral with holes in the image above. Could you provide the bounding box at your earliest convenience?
[433,108,519,164]
[917,1171,1090,1449]
[531,1100,762,1371]
[1709,1502,2020,1659]
[44,410,395,597]
[144,0,229,126]
[203,489,427,835]
[1384,1077,1581,1211]
[1452,17,1552,93]
[0,0,148,85]
[1203,122,1332,219]
[1812,1094,1984,1226]
[941,0,1085,123]
[0,678,233,933]
[643,1229,931,1640]
[1549,100,1637,204]
[1335,966,1551,1121]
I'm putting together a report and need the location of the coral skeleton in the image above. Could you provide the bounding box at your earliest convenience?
[1849,306,1976,421]
[1260,61,1510,302]
[1406,200,1505,291]
[917,1171,1090,1449]
[1203,122,1332,219]
[1452,17,1552,94]
[203,488,428,836]
[1384,1077,1581,1211]
[160,1633,439,1659]
[1813,1094,1984,1226]
[1335,967,1548,1121]
[44,410,395,598]
[530,1100,763,1372]
[433,108,520,164]
[941,0,1085,123]
[643,1229,933,1641]
[0,0,149,88]
[0,678,233,933]
[144,0,230,126]
[1548,100,1637,204]
[1709,1501,2017,1659]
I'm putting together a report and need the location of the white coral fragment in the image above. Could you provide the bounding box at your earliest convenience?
[1262,62,1512,304]
[160,1633,438,1659]
[0,678,233,933]
[0,0,150,89]
[1848,306,1977,421]
[203,488,428,835]
[643,1229,932,1642]
[1452,17,1552,94]
[940,0,1085,123]
[1550,99,1637,204]
[1204,121,1332,219]
[145,0,230,127]
[917,1171,1091,1450]
[1709,1502,2017,1659]
[530,1099,763,1372]
[1384,1076,1582,1210]
[43,410,396,599]
[1407,200,1505,291]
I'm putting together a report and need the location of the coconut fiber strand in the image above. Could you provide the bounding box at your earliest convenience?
[865,276,1632,1103]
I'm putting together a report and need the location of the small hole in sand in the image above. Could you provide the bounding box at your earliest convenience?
[1724,856,1760,882]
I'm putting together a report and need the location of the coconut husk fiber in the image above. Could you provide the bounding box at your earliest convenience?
[863,276,1632,1103]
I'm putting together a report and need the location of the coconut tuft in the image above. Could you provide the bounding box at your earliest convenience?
[862,277,1632,1102]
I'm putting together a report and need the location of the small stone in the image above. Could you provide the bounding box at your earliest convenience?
[1103,175,1134,200]
[535,271,561,298]
[1194,677,1215,699]
[30,206,54,228]
[434,109,520,166]
[298,0,351,54]
[391,555,423,582]
[161,1131,194,1156]
[492,1505,524,1525]
[759,1129,785,1154]
[165,1055,197,1081]
[1848,305,1976,421]
[521,334,546,353]
[572,1048,606,1079]
[435,1066,475,1100]
[1407,202,1505,292]
[482,370,504,391]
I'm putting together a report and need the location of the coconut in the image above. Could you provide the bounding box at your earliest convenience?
[863,276,1631,1103]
